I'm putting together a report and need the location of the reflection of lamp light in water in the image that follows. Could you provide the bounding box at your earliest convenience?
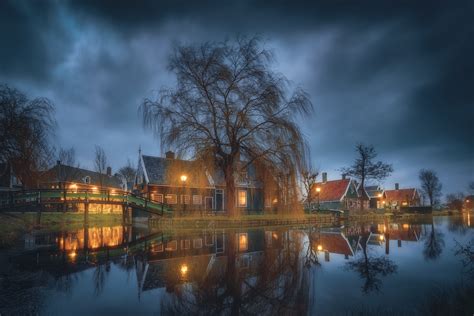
[317,244,323,251]
[180,264,188,276]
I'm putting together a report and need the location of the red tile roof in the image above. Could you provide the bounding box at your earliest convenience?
[312,232,353,256]
[313,179,351,201]
[384,188,417,201]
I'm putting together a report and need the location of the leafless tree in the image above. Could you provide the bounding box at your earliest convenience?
[0,84,56,188]
[469,181,474,194]
[301,166,319,208]
[94,145,107,189]
[56,146,81,185]
[117,159,136,184]
[341,144,393,211]
[419,169,442,206]
[446,192,464,211]
[141,36,312,216]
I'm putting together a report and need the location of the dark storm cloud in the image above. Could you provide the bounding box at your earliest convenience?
[1,0,472,193]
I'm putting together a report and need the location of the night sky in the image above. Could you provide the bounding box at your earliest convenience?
[1,1,473,195]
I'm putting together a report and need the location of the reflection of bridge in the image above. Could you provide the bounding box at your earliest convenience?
[0,189,173,217]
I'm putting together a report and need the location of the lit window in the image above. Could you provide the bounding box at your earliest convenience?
[238,190,247,207]
[151,193,163,203]
[152,243,164,253]
[193,195,202,205]
[165,194,177,204]
[181,195,190,204]
[165,240,177,251]
[238,233,248,251]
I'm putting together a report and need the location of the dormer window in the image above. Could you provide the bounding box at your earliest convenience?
[84,176,91,184]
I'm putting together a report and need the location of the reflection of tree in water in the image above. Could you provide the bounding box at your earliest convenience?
[346,233,397,294]
[447,216,469,236]
[93,249,111,297]
[423,220,445,261]
[160,230,314,315]
[455,239,474,279]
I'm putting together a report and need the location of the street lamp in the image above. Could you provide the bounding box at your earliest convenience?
[181,175,187,216]
[316,187,321,211]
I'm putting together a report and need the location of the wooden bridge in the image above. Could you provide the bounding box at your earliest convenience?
[0,188,173,217]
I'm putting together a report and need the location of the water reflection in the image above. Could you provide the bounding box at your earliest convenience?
[0,215,473,315]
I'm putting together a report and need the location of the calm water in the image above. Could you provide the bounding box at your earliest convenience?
[0,215,473,315]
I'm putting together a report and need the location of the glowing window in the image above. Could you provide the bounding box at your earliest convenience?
[238,190,247,207]
[151,193,163,203]
[238,233,248,251]
[165,240,177,251]
[193,195,202,205]
[165,194,177,204]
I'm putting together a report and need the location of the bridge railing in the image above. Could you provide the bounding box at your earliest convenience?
[0,188,173,215]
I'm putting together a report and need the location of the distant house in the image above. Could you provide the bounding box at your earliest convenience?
[383,183,420,210]
[0,163,22,191]
[311,172,360,211]
[42,161,126,191]
[364,185,384,209]
[135,150,265,214]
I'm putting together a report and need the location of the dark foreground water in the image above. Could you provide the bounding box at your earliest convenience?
[0,214,473,315]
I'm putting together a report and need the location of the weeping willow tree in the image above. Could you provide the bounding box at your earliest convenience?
[141,37,312,216]
[0,84,56,188]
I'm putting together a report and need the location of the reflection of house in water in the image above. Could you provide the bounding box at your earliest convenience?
[136,228,284,294]
[311,230,355,261]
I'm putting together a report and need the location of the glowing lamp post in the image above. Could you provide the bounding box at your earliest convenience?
[181,175,187,216]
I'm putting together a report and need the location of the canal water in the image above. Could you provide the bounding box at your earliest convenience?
[0,215,472,315]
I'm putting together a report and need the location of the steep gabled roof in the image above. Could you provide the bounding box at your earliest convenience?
[384,188,418,201]
[313,179,352,202]
[365,185,383,199]
[141,155,212,187]
[44,164,124,189]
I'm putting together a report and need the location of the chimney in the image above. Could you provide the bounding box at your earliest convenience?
[395,183,399,190]
[106,166,112,176]
[342,173,346,180]
[322,172,327,183]
[165,151,175,159]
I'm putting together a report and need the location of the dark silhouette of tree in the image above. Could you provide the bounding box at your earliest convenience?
[454,240,474,279]
[0,84,56,188]
[94,145,107,189]
[469,181,474,194]
[446,193,464,211]
[423,220,445,261]
[419,169,442,206]
[141,36,312,216]
[301,167,319,209]
[117,159,136,184]
[346,233,397,293]
[341,144,393,211]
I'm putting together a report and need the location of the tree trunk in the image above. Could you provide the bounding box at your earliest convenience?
[360,179,365,211]
[224,163,237,217]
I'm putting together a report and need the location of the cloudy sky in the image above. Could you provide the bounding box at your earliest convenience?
[1,0,473,194]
